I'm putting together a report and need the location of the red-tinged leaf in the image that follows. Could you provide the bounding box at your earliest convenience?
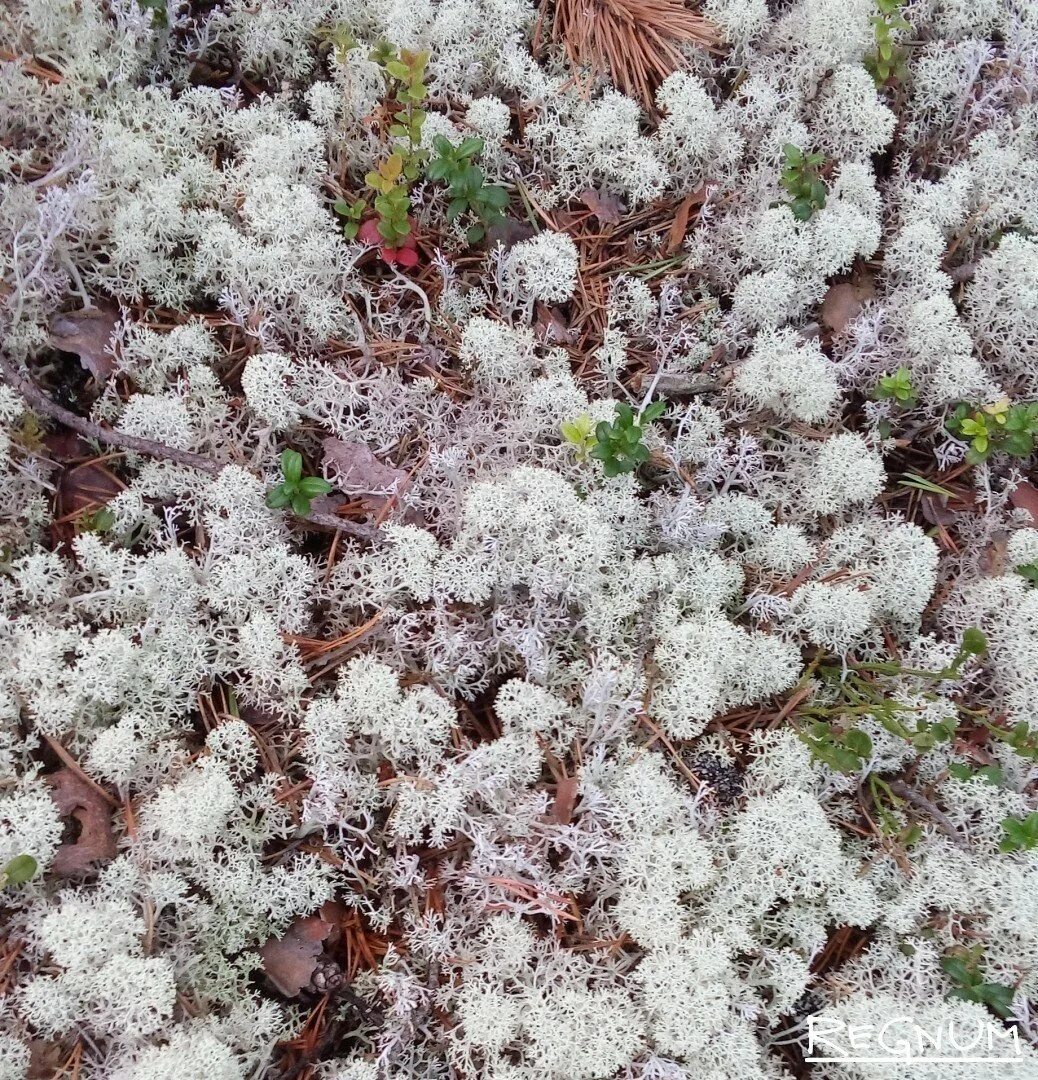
[579,187,625,225]
[259,901,345,997]
[48,304,120,383]
[322,438,410,496]
[394,246,420,268]
[357,219,382,246]
[47,768,116,877]
[552,775,579,825]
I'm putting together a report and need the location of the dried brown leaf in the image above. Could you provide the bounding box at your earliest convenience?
[918,494,958,527]
[579,187,626,225]
[486,218,536,251]
[1011,481,1038,526]
[534,303,577,345]
[47,768,116,877]
[666,189,704,254]
[820,276,876,334]
[979,533,1007,577]
[322,438,409,496]
[552,775,579,824]
[48,304,120,383]
[259,901,345,997]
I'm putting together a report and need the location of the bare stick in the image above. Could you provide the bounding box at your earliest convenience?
[1,352,379,541]
[0,351,222,475]
[888,780,967,848]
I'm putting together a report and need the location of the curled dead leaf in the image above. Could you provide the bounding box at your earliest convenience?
[666,186,707,255]
[259,901,345,997]
[579,187,626,225]
[47,768,116,877]
[48,304,120,383]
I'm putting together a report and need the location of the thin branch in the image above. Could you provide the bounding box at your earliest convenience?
[0,351,222,475]
[1,352,379,541]
[888,780,967,848]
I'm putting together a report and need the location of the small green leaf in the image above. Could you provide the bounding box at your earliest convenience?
[482,185,509,210]
[456,136,485,158]
[298,476,333,498]
[280,449,303,484]
[844,728,873,759]
[641,400,667,424]
[291,493,313,517]
[3,854,37,885]
[940,955,974,985]
[266,485,293,509]
[783,143,804,167]
[961,627,988,657]
[980,982,1016,1019]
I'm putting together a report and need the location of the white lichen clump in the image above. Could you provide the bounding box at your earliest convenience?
[1,0,1038,1076]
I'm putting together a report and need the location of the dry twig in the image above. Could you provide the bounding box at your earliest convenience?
[0,352,379,540]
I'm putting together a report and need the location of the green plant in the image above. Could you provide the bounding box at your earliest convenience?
[941,948,1015,1018]
[80,507,116,533]
[363,162,412,247]
[875,367,916,407]
[780,144,827,221]
[329,42,428,261]
[999,811,1038,853]
[560,414,597,460]
[1,854,37,888]
[266,450,332,516]
[315,23,358,64]
[947,398,1038,464]
[332,196,367,241]
[1016,563,1038,586]
[138,0,168,26]
[864,0,910,86]
[796,629,987,768]
[948,762,1004,785]
[986,719,1038,761]
[799,721,873,774]
[589,400,667,478]
[370,42,429,181]
[427,135,509,244]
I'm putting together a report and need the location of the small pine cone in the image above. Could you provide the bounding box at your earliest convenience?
[691,755,744,805]
[309,960,344,994]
